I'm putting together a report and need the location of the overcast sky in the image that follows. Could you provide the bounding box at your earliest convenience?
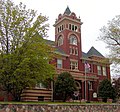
[13,0,120,57]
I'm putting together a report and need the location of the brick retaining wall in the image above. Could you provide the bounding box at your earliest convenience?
[0,104,119,112]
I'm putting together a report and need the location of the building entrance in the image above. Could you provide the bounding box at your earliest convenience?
[73,81,82,100]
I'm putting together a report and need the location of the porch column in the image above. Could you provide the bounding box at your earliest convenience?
[81,80,84,100]
[86,80,88,101]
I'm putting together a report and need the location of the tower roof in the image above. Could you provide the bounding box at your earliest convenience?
[87,46,104,57]
[64,6,71,15]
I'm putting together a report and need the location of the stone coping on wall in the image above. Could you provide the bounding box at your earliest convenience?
[0,104,120,112]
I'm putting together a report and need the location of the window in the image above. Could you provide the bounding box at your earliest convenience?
[102,67,107,76]
[97,65,102,75]
[69,24,78,32]
[58,27,59,33]
[57,36,63,46]
[57,25,64,33]
[69,35,77,45]
[75,26,78,32]
[60,26,61,31]
[70,61,78,70]
[57,59,62,68]
[75,81,81,89]
[70,47,72,54]
[72,47,75,55]
[72,25,74,31]
[69,24,71,30]
[89,81,93,90]
[72,48,75,54]
[69,47,78,56]
[75,48,78,55]
[62,25,64,30]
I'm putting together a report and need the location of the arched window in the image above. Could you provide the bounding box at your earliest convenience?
[69,35,77,45]
[57,36,63,46]
[75,81,81,89]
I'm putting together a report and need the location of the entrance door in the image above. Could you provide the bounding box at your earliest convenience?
[73,81,82,100]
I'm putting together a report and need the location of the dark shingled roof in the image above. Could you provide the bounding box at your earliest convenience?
[55,47,68,56]
[82,52,88,58]
[87,46,104,57]
[64,6,71,15]
[45,39,104,58]
[45,39,68,56]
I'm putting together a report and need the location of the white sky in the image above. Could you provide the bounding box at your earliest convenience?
[12,0,120,57]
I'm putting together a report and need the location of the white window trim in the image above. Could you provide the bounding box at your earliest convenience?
[57,59,62,69]
[97,65,102,75]
[89,81,93,90]
[102,66,107,76]
[70,60,78,70]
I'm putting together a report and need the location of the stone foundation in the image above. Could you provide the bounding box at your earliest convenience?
[0,104,119,112]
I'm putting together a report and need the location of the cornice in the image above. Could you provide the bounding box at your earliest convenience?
[53,16,83,27]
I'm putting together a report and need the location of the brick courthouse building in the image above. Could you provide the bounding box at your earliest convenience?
[21,7,111,102]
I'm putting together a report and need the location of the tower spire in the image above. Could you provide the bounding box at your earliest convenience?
[63,6,71,15]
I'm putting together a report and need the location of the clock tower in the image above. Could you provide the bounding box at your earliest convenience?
[54,6,83,58]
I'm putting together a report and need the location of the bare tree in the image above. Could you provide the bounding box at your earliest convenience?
[98,15,120,73]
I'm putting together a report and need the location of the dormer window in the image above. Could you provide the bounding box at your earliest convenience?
[57,36,63,46]
[69,35,77,45]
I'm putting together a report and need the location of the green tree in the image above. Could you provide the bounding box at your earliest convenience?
[98,15,120,73]
[54,72,77,102]
[98,79,116,102]
[0,0,55,101]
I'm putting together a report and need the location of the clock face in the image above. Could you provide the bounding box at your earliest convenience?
[57,36,63,46]
[69,35,77,45]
